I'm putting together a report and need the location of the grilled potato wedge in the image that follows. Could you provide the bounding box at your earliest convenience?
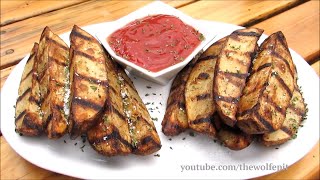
[261,87,306,146]
[161,58,198,136]
[214,114,252,150]
[88,51,161,156]
[36,27,70,139]
[214,28,263,127]
[15,43,43,136]
[87,58,132,156]
[68,25,109,139]
[237,32,295,134]
[118,68,161,155]
[185,38,226,138]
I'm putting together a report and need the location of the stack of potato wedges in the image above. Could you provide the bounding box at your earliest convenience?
[15,25,161,156]
[162,28,307,150]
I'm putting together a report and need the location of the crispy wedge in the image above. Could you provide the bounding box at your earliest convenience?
[15,43,43,136]
[237,32,295,134]
[214,28,263,127]
[35,27,70,139]
[118,68,161,155]
[261,87,306,146]
[87,49,161,156]
[185,38,226,138]
[161,58,198,136]
[69,25,108,139]
[213,114,252,150]
[87,56,132,156]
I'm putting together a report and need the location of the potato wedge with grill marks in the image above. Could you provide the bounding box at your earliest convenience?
[117,68,161,155]
[15,43,43,136]
[161,57,198,136]
[213,114,253,150]
[185,38,226,138]
[261,86,306,146]
[213,28,263,127]
[87,60,132,156]
[69,25,108,139]
[87,52,161,156]
[35,27,70,139]
[237,31,295,134]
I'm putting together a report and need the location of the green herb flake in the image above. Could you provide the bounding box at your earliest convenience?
[230,45,241,50]
[103,115,108,124]
[132,139,138,147]
[198,33,205,41]
[90,85,97,92]
[189,132,195,137]
[154,154,160,157]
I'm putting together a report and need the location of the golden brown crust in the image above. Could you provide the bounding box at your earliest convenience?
[237,31,296,134]
[87,50,161,156]
[87,56,132,156]
[185,38,226,138]
[68,25,108,139]
[214,114,253,150]
[214,28,263,127]
[40,27,69,139]
[261,86,306,146]
[15,43,44,136]
[117,68,161,155]
[161,59,197,136]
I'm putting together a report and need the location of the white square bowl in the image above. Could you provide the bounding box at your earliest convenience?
[96,1,217,85]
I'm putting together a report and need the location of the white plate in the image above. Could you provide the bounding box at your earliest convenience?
[1,20,319,179]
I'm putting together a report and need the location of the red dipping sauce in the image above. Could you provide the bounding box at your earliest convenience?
[108,14,203,72]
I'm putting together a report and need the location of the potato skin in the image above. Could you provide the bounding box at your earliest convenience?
[261,86,306,146]
[214,114,253,150]
[68,25,108,139]
[237,32,296,134]
[185,38,226,138]
[213,28,263,127]
[15,43,43,136]
[161,57,198,136]
[87,54,161,156]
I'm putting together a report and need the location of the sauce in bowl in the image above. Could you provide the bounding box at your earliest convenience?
[108,14,204,72]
